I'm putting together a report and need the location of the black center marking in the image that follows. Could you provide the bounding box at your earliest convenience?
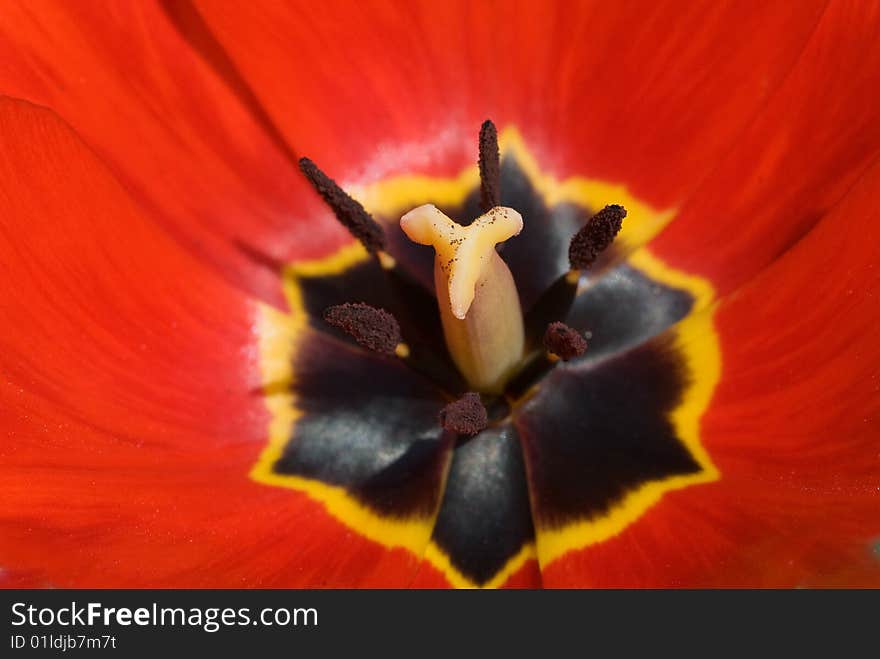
[271,158,703,585]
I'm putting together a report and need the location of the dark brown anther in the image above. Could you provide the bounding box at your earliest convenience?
[478,120,501,212]
[543,322,588,361]
[323,303,402,355]
[299,157,386,253]
[439,392,488,436]
[568,204,627,270]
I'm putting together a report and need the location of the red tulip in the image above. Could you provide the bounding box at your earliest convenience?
[1,0,878,588]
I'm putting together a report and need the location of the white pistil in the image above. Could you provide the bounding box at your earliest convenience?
[400,204,525,393]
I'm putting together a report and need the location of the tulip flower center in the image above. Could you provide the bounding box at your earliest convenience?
[253,121,720,588]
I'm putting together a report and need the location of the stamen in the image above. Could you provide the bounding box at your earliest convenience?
[504,322,588,399]
[439,392,488,436]
[543,322,588,361]
[323,303,404,356]
[478,119,501,212]
[299,157,387,255]
[523,273,579,349]
[524,204,625,347]
[568,204,627,270]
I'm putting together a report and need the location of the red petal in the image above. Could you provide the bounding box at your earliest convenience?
[542,157,880,587]
[0,1,345,305]
[651,0,880,295]
[0,97,418,587]
[0,568,51,589]
[192,0,827,206]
